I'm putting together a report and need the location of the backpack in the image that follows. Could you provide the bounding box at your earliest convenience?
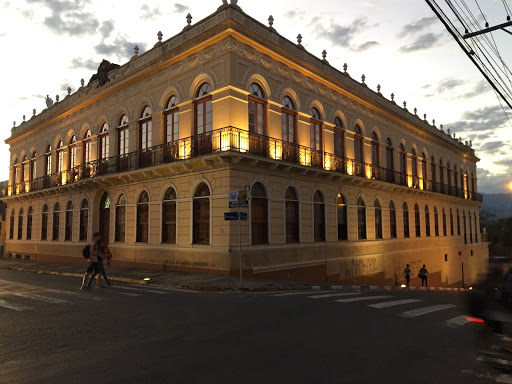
[82,244,90,259]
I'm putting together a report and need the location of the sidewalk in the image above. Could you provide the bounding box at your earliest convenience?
[0,257,313,292]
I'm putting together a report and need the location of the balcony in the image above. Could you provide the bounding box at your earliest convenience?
[1,126,483,203]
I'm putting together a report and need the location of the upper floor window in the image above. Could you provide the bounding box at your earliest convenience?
[281,96,296,143]
[164,96,180,144]
[454,164,458,189]
[45,145,52,176]
[447,162,452,189]
[118,115,129,156]
[139,106,152,150]
[430,156,436,183]
[56,140,63,174]
[354,126,364,163]
[195,83,213,135]
[439,160,444,185]
[386,138,393,170]
[411,148,418,177]
[334,117,345,158]
[399,143,407,174]
[99,123,109,160]
[248,84,266,135]
[371,132,379,166]
[83,130,91,164]
[310,108,322,151]
[69,135,77,169]
[30,152,36,181]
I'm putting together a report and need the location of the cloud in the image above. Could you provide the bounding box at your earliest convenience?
[141,4,161,20]
[399,32,443,53]
[436,78,464,94]
[477,141,507,154]
[444,105,510,133]
[476,167,512,194]
[25,0,100,36]
[99,20,115,39]
[70,58,98,71]
[495,158,512,168]
[459,80,491,99]
[95,35,145,59]
[174,3,188,13]
[314,17,379,52]
[397,16,437,38]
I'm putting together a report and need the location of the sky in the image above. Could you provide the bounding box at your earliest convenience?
[0,0,511,193]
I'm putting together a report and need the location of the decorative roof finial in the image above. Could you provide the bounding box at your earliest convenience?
[322,50,327,60]
[391,93,394,102]
[222,0,227,4]
[469,139,472,147]
[377,84,381,94]
[297,34,302,44]
[67,87,71,95]
[134,45,139,55]
[361,74,366,84]
[403,101,407,109]
[268,15,274,28]
[13,121,15,128]
[432,119,435,126]
[55,95,59,103]
[414,108,417,115]
[186,13,192,25]
[423,113,427,121]
[80,78,85,87]
[230,0,238,5]
[157,31,163,42]
[453,133,456,139]
[447,128,451,134]
[440,124,444,132]
[45,95,53,108]
[33,108,36,116]
[343,63,348,73]
[23,115,26,122]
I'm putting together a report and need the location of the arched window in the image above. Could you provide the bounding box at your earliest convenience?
[251,182,268,244]
[439,160,444,188]
[371,132,379,167]
[248,84,266,135]
[79,199,88,241]
[45,145,52,176]
[52,202,60,240]
[411,148,418,178]
[403,202,410,238]
[434,206,439,236]
[281,96,296,144]
[164,96,179,144]
[115,194,126,242]
[414,204,420,237]
[12,159,18,194]
[65,200,73,241]
[334,117,344,158]
[337,193,348,241]
[19,155,25,190]
[30,151,36,182]
[425,205,431,237]
[374,199,382,239]
[41,204,48,240]
[430,156,436,185]
[386,138,393,171]
[27,207,33,240]
[193,183,210,244]
[136,191,149,243]
[474,213,478,243]
[162,188,177,244]
[139,106,152,151]
[99,123,109,160]
[469,210,473,243]
[422,152,428,182]
[450,208,454,235]
[285,187,299,243]
[354,125,364,163]
[457,208,461,236]
[389,201,397,238]
[310,108,322,152]
[313,191,325,242]
[442,208,447,236]
[69,135,77,170]
[83,130,91,164]
[463,210,467,244]
[454,164,458,191]
[56,140,63,175]
[9,209,14,239]
[399,143,407,185]
[17,208,23,240]
[447,162,452,192]
[195,83,213,136]
[357,197,366,240]
[118,115,129,155]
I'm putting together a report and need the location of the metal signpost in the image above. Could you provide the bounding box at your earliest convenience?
[227,186,250,287]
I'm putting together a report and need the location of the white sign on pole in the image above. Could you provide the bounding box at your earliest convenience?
[228,189,248,208]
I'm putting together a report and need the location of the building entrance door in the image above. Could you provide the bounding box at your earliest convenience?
[99,192,110,244]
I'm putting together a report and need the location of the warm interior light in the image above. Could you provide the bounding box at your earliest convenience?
[143,277,151,281]
[419,179,424,190]
[300,148,311,166]
[407,175,413,188]
[365,165,372,179]
[401,284,406,288]
[269,142,282,160]
[347,162,353,176]
[324,154,331,171]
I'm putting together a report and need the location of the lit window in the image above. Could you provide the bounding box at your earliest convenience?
[248,84,265,136]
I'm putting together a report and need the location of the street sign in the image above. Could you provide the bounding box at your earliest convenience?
[228,189,248,208]
[239,212,247,221]
[224,212,239,221]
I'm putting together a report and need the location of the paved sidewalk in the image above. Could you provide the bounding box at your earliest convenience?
[0,257,312,291]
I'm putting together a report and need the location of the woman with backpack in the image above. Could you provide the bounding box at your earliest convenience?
[80,233,112,289]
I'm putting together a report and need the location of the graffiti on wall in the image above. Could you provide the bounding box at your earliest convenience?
[341,256,380,279]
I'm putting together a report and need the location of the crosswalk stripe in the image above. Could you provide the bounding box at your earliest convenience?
[367,299,421,309]
[0,298,33,311]
[273,291,329,297]
[445,315,470,328]
[335,295,392,303]
[46,289,103,301]
[15,293,71,304]
[401,304,457,318]
[113,286,167,294]
[308,293,362,299]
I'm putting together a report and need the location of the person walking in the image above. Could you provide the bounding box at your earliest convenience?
[419,264,428,287]
[404,264,411,287]
[95,241,113,288]
[80,232,100,290]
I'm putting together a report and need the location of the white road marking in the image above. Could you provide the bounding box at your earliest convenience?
[0,298,33,311]
[308,293,362,299]
[335,295,392,303]
[15,293,70,304]
[367,299,421,309]
[401,304,456,318]
[46,289,103,301]
[273,291,329,297]
[445,315,470,328]
[113,285,167,294]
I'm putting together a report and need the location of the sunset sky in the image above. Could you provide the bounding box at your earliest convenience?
[1,0,511,193]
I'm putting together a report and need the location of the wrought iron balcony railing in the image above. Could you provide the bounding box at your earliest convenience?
[2,127,483,202]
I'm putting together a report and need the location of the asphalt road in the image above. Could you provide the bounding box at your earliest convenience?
[0,269,508,384]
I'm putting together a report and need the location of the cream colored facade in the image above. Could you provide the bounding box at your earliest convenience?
[3,2,488,285]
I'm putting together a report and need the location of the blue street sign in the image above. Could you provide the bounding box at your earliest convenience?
[224,212,239,221]
[240,212,247,221]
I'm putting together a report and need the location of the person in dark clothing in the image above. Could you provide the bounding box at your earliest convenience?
[404,264,411,287]
[419,265,428,287]
[86,235,112,288]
